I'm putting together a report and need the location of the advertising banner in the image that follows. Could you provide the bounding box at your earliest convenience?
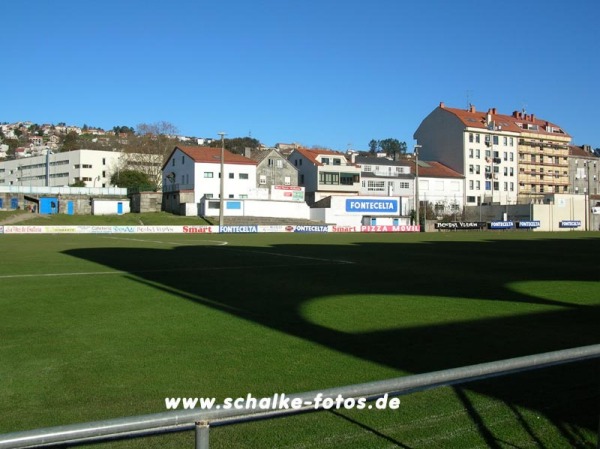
[489,221,514,229]
[559,220,581,228]
[517,221,541,229]
[435,222,486,230]
[345,199,398,214]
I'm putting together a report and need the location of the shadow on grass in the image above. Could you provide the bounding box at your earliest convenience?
[64,236,600,446]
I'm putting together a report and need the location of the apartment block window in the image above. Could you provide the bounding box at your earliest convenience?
[504,182,508,191]
[333,158,341,166]
[476,181,480,190]
[493,136,499,145]
[228,173,234,179]
[510,167,514,176]
[510,182,514,191]
[469,164,474,174]
[510,152,514,162]
[204,172,214,178]
[239,173,249,180]
[469,133,474,143]
[503,137,507,146]
[503,167,508,176]
[475,165,480,174]
[102,158,106,165]
[509,137,514,146]
[485,181,491,191]
[469,180,474,190]
[399,182,409,189]
[485,150,491,158]
[467,196,476,203]
[469,149,473,158]
[503,152,508,161]
[322,157,330,165]
[475,149,480,159]
[320,172,339,185]
[363,165,372,172]
[475,134,480,143]
[367,180,385,191]
[493,182,499,191]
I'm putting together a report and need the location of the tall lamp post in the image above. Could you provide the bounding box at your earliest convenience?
[218,132,227,229]
[414,144,421,227]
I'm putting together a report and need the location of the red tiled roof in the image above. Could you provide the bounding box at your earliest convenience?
[569,145,597,158]
[410,160,464,179]
[163,146,257,169]
[440,103,570,138]
[293,148,352,167]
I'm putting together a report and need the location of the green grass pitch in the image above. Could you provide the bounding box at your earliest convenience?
[0,231,598,448]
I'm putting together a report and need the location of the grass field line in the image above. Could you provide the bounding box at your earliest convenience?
[102,236,229,246]
[106,235,354,265]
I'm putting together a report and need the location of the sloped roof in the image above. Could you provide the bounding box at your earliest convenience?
[569,145,598,159]
[410,160,464,179]
[293,148,353,167]
[439,103,570,138]
[163,146,257,170]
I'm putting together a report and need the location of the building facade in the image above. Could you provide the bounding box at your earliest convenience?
[0,149,123,188]
[287,148,361,204]
[246,148,299,195]
[161,146,257,207]
[414,103,571,206]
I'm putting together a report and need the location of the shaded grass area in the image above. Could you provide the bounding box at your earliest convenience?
[0,232,598,448]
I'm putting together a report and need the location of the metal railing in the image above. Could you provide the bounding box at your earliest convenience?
[1,343,598,449]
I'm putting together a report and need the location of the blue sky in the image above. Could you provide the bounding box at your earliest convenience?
[2,0,599,151]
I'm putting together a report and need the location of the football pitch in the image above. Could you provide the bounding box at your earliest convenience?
[1,231,599,448]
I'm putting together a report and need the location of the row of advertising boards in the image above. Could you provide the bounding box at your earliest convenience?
[0,221,582,234]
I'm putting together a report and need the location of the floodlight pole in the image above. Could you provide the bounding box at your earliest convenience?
[218,132,227,229]
[414,145,421,227]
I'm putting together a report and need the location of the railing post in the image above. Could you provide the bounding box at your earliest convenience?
[195,421,209,449]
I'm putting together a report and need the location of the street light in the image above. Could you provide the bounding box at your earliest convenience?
[414,144,421,227]
[218,132,227,229]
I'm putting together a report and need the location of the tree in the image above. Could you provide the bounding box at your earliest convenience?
[69,179,87,187]
[368,139,378,154]
[120,121,179,188]
[208,136,260,155]
[378,138,407,161]
[62,131,80,152]
[111,169,152,191]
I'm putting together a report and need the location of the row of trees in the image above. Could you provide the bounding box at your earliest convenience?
[368,138,408,160]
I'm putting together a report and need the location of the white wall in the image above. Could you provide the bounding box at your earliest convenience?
[92,199,130,215]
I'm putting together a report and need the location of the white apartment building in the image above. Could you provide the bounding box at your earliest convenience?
[0,149,123,188]
[414,103,522,205]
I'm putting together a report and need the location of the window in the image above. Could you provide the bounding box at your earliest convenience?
[476,181,480,190]
[399,182,409,189]
[239,194,248,199]
[485,150,491,158]
[469,180,474,190]
[333,158,341,166]
[294,160,298,166]
[228,173,234,179]
[469,148,473,158]
[276,159,283,168]
[259,175,266,185]
[469,133,474,143]
[239,173,249,180]
[475,134,480,143]
[300,174,304,184]
[319,172,339,185]
[341,173,358,185]
[204,172,213,178]
[509,137,514,146]
[467,196,476,203]
[469,164,474,174]
[228,194,234,198]
[504,182,508,191]
[363,165,372,172]
[102,158,106,165]
[476,149,481,159]
[493,182,499,191]
[475,165,480,174]
[172,159,175,166]
[503,137,507,146]
[503,167,508,176]
[509,167,514,176]
[367,180,385,191]
[322,157,330,165]
[510,182,514,191]
[284,176,291,185]
[485,181,491,191]
[503,152,508,161]
[493,136,499,145]
[510,152,514,162]
[182,156,185,164]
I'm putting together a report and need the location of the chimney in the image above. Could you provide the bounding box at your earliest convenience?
[469,104,476,113]
[244,147,252,158]
[492,108,497,115]
[439,101,445,109]
[531,114,535,122]
[513,111,519,118]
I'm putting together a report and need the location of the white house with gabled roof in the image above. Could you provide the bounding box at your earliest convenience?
[161,146,257,214]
